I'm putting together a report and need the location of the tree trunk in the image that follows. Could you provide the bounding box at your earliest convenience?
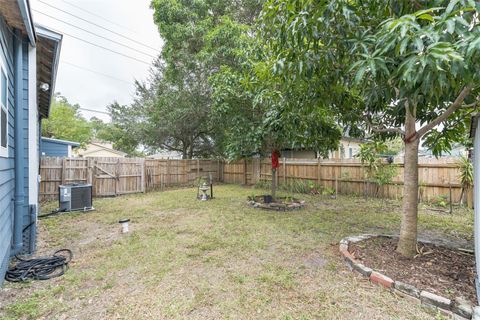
[182,147,188,160]
[396,110,419,257]
[188,146,194,159]
[271,168,276,200]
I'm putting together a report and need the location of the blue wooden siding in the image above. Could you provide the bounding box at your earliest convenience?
[40,139,69,157]
[0,17,33,285]
[0,15,15,286]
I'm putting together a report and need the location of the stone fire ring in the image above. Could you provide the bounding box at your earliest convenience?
[247,198,305,211]
[339,234,478,320]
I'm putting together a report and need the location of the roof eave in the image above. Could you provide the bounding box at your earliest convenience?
[36,25,62,118]
[41,136,80,147]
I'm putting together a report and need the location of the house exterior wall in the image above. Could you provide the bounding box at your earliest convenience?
[329,139,362,160]
[281,149,317,159]
[0,15,15,285]
[40,139,69,157]
[81,149,125,158]
[76,143,126,158]
[0,16,36,285]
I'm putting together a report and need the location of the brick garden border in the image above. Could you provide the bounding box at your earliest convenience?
[339,234,478,320]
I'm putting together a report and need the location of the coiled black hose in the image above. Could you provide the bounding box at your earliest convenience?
[5,249,73,282]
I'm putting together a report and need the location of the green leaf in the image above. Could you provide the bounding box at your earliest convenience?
[445,0,460,14]
[417,13,434,22]
[446,19,455,34]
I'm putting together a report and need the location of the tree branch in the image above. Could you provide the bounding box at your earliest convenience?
[364,115,405,135]
[417,85,474,138]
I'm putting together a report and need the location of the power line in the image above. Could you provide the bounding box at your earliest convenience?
[61,60,135,85]
[61,0,138,34]
[34,10,157,59]
[46,26,152,65]
[37,0,160,53]
[78,107,110,115]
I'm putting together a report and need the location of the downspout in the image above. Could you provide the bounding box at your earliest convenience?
[473,115,480,305]
[12,29,25,254]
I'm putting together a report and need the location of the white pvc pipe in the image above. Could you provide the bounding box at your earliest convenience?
[475,116,480,304]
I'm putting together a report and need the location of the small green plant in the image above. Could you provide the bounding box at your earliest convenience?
[429,195,449,208]
[322,187,335,196]
[457,156,473,205]
[280,179,322,195]
[254,180,271,190]
[357,141,398,197]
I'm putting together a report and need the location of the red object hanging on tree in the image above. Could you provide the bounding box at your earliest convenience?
[271,150,280,169]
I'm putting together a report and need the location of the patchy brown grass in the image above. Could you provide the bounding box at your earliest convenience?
[0,185,472,319]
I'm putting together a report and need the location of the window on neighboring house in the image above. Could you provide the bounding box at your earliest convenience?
[0,66,7,157]
[349,147,353,159]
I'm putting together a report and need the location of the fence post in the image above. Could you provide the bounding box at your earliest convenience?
[115,158,120,196]
[317,158,321,186]
[243,158,248,185]
[61,157,66,185]
[141,158,146,193]
[196,158,200,182]
[183,159,187,184]
[92,159,97,197]
[335,177,338,198]
[283,157,286,185]
[86,158,92,185]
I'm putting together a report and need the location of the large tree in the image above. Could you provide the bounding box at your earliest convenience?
[109,62,216,159]
[261,0,480,257]
[113,0,264,158]
[41,94,92,147]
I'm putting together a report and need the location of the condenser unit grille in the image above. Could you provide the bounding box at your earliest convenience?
[71,186,92,210]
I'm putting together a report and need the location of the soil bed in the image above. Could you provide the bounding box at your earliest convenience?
[351,237,476,305]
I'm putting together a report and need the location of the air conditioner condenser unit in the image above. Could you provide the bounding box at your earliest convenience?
[59,184,94,212]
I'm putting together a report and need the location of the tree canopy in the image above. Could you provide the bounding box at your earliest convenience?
[41,94,92,147]
[260,0,480,257]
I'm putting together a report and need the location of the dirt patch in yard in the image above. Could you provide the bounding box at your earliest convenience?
[351,237,476,305]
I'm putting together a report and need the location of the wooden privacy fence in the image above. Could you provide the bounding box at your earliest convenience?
[223,158,473,206]
[40,157,223,201]
[41,156,471,206]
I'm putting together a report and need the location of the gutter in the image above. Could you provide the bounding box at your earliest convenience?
[16,0,36,45]
[12,29,25,254]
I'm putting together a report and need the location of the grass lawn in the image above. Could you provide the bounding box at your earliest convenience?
[0,185,473,320]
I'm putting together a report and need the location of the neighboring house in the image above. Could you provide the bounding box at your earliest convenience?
[0,1,62,285]
[40,137,79,157]
[280,137,364,160]
[395,143,468,160]
[327,137,364,160]
[281,149,316,159]
[148,150,183,159]
[75,142,127,158]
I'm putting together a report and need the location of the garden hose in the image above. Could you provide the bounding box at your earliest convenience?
[5,249,73,282]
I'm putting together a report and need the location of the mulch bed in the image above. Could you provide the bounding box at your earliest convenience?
[351,237,476,305]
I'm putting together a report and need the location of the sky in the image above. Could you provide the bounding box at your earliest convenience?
[30,0,163,122]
